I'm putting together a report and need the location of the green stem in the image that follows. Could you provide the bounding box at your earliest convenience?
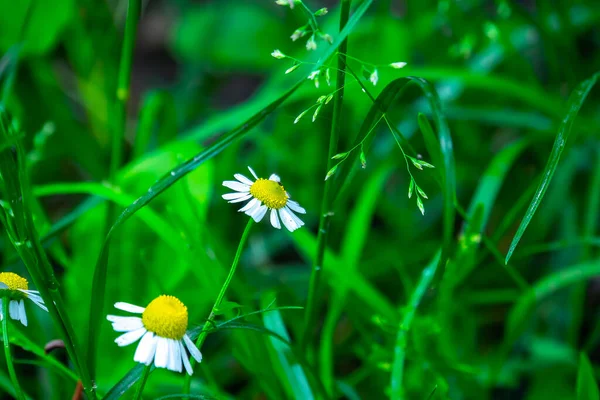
[110,0,141,179]
[183,218,254,393]
[133,364,151,400]
[301,0,351,352]
[88,0,141,379]
[2,298,25,400]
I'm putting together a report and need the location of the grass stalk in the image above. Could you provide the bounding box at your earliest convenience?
[301,0,351,352]
[86,0,141,378]
[183,218,254,393]
[2,298,25,400]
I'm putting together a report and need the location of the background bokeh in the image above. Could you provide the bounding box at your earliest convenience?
[1,0,600,399]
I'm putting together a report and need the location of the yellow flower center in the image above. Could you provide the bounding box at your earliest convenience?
[0,272,28,300]
[249,178,288,209]
[142,295,188,340]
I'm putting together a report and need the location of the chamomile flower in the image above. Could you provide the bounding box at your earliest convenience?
[0,272,48,327]
[107,295,202,375]
[222,166,306,232]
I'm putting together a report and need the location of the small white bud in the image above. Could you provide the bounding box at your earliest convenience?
[291,29,305,41]
[315,8,328,16]
[294,109,309,124]
[312,105,322,122]
[325,68,331,86]
[306,35,317,51]
[285,64,300,74]
[390,62,407,69]
[370,70,379,86]
[271,49,285,59]
[308,70,320,80]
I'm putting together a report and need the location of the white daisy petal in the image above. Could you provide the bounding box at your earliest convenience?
[278,207,299,232]
[243,201,263,218]
[154,337,169,369]
[107,316,144,332]
[239,197,259,213]
[0,299,3,320]
[168,339,182,373]
[0,283,7,290]
[184,334,202,363]
[222,192,249,201]
[114,302,145,314]
[248,166,259,180]
[115,327,146,347]
[9,300,19,320]
[222,181,250,192]
[250,205,268,222]
[286,200,306,214]
[18,300,27,326]
[227,193,252,204]
[285,206,305,227]
[134,331,157,365]
[270,209,281,229]
[180,341,193,375]
[28,296,48,312]
[234,174,255,186]
[269,174,281,182]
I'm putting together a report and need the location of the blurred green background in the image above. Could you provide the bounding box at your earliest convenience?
[1,0,600,398]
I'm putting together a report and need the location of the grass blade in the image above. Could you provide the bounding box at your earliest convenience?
[577,353,600,400]
[505,72,600,263]
[390,251,440,400]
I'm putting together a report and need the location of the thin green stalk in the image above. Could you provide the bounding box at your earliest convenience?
[110,0,141,179]
[302,0,351,352]
[183,218,254,393]
[133,364,151,400]
[2,298,25,400]
[390,253,440,400]
[87,0,141,378]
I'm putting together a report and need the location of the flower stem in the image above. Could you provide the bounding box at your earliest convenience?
[133,364,151,400]
[301,0,351,352]
[183,218,254,393]
[2,298,25,400]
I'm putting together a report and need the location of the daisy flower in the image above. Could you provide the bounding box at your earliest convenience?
[0,272,48,327]
[107,295,202,375]
[222,166,306,232]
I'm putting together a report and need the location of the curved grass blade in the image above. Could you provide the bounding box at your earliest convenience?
[577,353,600,400]
[261,295,314,400]
[87,0,374,380]
[505,72,600,263]
[390,251,440,400]
[452,139,528,284]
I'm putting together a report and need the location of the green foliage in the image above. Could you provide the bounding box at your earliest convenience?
[1,0,600,399]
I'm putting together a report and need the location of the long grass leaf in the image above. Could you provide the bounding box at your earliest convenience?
[390,252,440,400]
[505,72,600,263]
[577,353,600,400]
